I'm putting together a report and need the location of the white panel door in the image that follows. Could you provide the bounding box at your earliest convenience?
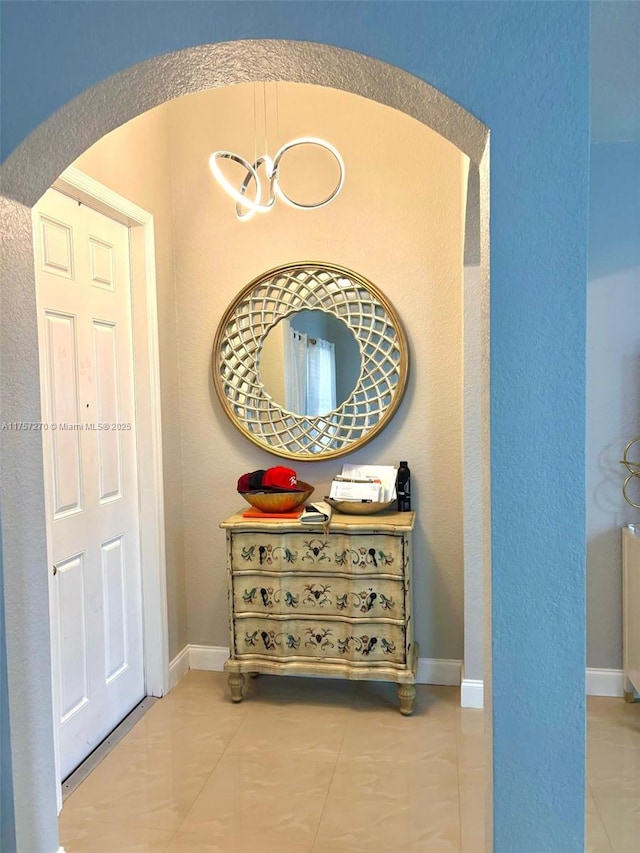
[34,189,145,780]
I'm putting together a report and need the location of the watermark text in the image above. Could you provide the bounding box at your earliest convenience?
[2,422,132,431]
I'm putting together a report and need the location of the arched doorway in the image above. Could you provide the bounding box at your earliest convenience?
[0,39,489,851]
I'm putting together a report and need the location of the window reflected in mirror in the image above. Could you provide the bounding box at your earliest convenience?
[258,309,361,416]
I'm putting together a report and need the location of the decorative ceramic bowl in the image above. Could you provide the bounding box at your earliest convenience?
[326,498,396,515]
[240,481,314,513]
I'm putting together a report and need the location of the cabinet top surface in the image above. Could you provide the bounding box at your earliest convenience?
[220,509,415,533]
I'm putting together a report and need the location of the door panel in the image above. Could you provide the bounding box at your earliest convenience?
[40,215,74,278]
[101,535,127,682]
[93,320,122,501]
[56,552,89,720]
[43,311,84,517]
[35,188,145,780]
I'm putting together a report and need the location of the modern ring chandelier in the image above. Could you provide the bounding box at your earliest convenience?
[209,138,345,222]
[208,83,345,222]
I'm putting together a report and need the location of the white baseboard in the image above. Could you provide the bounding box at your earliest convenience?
[459,669,626,704]
[586,668,624,698]
[188,644,230,671]
[454,668,626,699]
[168,645,190,691]
[461,678,484,709]
[169,651,625,703]
[173,645,462,687]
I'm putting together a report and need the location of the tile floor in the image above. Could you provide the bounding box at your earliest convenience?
[587,695,640,853]
[58,670,640,852]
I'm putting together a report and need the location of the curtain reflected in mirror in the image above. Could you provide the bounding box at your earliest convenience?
[285,326,336,415]
[259,309,361,416]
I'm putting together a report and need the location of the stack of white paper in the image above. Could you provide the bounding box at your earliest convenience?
[329,479,383,502]
[330,464,397,503]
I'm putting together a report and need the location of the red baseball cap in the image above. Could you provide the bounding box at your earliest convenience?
[237,466,304,493]
[262,466,304,491]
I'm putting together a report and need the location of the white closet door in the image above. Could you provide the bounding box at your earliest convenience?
[34,188,145,780]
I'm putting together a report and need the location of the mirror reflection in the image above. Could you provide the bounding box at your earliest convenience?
[212,261,409,460]
[259,309,361,416]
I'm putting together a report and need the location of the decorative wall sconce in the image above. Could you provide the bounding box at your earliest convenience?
[209,137,345,222]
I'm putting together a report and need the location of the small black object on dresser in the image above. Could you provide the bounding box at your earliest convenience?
[396,461,411,511]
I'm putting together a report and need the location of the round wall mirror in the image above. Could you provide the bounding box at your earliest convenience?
[212,262,409,460]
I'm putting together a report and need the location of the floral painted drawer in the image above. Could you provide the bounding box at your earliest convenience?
[234,616,406,665]
[229,531,404,576]
[233,573,403,620]
[220,511,418,714]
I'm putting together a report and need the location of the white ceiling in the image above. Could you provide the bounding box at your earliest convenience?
[591,1,640,144]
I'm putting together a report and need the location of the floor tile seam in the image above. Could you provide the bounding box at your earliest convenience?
[588,783,620,853]
[587,742,640,753]
[309,725,348,852]
[313,815,462,853]
[588,736,640,748]
[158,743,229,835]
[588,734,640,743]
[59,813,180,837]
[60,802,199,834]
[214,700,346,762]
[458,784,488,853]
[160,829,179,853]
[312,846,407,853]
[588,774,640,788]
[121,736,244,753]
[221,746,343,764]
[319,784,462,806]
[590,790,640,801]
[220,709,346,744]
[169,830,314,853]
[59,817,176,832]
[225,717,351,732]
[134,716,250,739]
[459,734,488,760]
[96,742,233,763]
[260,706,349,724]
[144,701,251,713]
[151,703,249,715]
[173,793,329,837]
[333,756,462,772]
[123,719,246,734]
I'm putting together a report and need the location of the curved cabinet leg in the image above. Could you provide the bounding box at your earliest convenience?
[228,672,246,703]
[397,683,416,716]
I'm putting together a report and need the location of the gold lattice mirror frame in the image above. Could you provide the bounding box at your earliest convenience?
[212,262,409,460]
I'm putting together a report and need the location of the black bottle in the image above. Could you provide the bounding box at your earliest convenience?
[396,461,411,511]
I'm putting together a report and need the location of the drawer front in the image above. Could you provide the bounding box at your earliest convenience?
[234,617,406,665]
[230,532,404,576]
[233,574,404,620]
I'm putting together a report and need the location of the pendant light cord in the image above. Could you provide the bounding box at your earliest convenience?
[210,79,345,220]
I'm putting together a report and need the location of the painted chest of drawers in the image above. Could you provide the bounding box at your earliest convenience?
[220,510,418,714]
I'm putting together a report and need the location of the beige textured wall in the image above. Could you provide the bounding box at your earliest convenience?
[72,82,465,661]
[167,83,466,658]
[74,109,188,660]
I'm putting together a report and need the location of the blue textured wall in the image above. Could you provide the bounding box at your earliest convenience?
[0,2,589,850]
[0,524,16,852]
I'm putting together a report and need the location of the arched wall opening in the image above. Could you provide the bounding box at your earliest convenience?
[0,40,489,851]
